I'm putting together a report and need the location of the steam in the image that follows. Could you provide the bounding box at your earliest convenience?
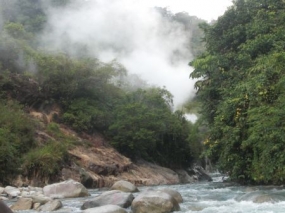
[40,0,196,108]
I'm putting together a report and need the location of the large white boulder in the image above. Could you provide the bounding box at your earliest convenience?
[111,180,139,193]
[131,190,180,213]
[4,186,21,198]
[43,179,89,198]
[81,190,134,210]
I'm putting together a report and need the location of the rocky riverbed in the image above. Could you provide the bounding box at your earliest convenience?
[1,179,183,213]
[4,175,285,213]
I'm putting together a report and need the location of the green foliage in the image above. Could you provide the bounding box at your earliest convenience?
[0,101,35,183]
[108,87,194,168]
[187,121,204,160]
[1,0,47,34]
[23,140,69,179]
[24,122,76,179]
[4,22,31,39]
[190,0,285,184]
[63,98,111,132]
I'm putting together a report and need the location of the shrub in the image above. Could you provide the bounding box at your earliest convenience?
[0,101,35,183]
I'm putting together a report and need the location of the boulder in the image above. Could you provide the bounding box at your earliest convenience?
[39,200,63,211]
[43,179,89,198]
[0,200,14,213]
[187,166,212,182]
[131,190,180,213]
[33,202,41,210]
[81,190,134,210]
[28,186,43,194]
[82,204,128,213]
[111,180,139,193]
[26,194,52,204]
[20,191,30,197]
[80,168,94,188]
[11,197,33,210]
[160,188,183,203]
[4,186,21,198]
[175,169,196,184]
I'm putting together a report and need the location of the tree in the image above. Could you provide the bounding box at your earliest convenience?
[108,87,194,168]
[190,0,285,184]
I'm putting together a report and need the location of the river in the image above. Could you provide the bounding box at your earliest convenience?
[5,174,285,213]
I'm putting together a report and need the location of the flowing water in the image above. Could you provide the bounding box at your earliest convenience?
[5,174,285,213]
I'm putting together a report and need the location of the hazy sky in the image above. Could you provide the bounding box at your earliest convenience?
[134,0,233,21]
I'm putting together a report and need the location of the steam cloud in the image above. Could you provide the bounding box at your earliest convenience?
[40,0,197,108]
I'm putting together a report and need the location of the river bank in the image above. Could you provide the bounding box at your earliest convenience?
[2,109,204,189]
[4,175,285,213]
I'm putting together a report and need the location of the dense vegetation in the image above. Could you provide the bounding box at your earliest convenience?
[191,0,285,184]
[0,0,203,183]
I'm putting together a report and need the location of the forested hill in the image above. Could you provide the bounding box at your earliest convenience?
[191,0,285,184]
[0,0,205,185]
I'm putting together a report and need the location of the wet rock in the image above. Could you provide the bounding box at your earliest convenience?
[236,191,285,203]
[82,204,128,213]
[43,179,89,198]
[187,205,205,211]
[131,190,180,213]
[11,197,33,210]
[80,169,94,188]
[39,200,63,211]
[33,202,41,210]
[187,166,213,182]
[175,169,196,184]
[111,180,139,193]
[81,190,134,210]
[160,188,183,203]
[26,194,52,204]
[20,191,30,197]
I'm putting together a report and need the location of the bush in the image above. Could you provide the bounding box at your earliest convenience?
[23,140,69,179]
[0,101,35,183]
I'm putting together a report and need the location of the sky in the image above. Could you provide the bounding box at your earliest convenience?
[132,0,233,22]
[42,0,234,118]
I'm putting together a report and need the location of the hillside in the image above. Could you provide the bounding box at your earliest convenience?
[0,72,201,187]
[6,102,195,188]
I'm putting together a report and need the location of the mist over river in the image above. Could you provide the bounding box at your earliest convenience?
[5,174,285,213]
